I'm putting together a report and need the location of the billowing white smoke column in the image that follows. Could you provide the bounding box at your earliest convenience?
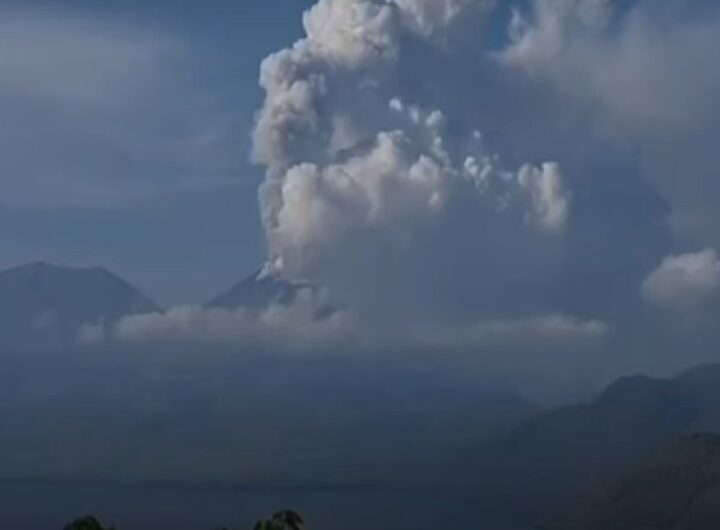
[253,0,570,321]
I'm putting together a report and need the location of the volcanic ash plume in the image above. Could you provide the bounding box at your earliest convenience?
[253,0,570,321]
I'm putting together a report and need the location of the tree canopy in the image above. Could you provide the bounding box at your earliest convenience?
[63,516,115,530]
[253,511,304,530]
[64,510,305,530]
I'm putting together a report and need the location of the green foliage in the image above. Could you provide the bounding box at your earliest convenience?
[64,510,305,530]
[253,511,305,530]
[63,516,115,530]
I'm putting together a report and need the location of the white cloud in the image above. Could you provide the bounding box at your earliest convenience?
[408,314,609,352]
[93,295,606,356]
[643,249,720,315]
[112,289,354,352]
[392,0,495,37]
[302,0,399,67]
[518,162,569,234]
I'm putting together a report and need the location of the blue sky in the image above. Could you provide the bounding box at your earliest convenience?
[0,1,315,304]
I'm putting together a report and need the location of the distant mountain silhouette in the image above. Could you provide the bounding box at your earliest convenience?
[472,365,720,525]
[0,262,159,349]
[207,267,336,318]
[206,268,311,310]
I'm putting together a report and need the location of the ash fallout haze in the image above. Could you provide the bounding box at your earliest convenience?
[3,1,720,529]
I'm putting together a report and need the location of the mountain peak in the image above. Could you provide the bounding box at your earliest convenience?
[597,374,674,405]
[0,262,159,350]
[207,265,312,310]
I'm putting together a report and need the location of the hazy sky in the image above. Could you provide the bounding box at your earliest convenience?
[8,2,720,501]
[6,0,720,389]
[0,1,315,305]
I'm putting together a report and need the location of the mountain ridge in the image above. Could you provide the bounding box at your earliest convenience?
[206,267,311,310]
[0,262,159,350]
[469,364,720,526]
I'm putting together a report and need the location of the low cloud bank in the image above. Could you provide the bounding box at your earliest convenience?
[80,290,608,361]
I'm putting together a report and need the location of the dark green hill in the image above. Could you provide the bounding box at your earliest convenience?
[578,433,720,530]
[471,365,720,524]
